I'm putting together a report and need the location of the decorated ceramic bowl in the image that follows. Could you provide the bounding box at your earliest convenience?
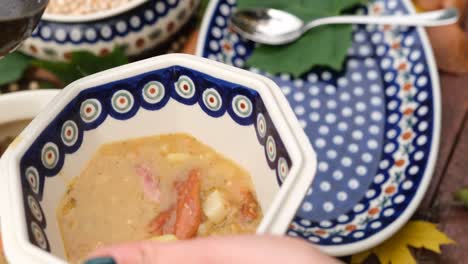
[0,54,316,263]
[19,0,200,61]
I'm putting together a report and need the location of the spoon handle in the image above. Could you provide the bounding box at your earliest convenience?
[305,7,459,31]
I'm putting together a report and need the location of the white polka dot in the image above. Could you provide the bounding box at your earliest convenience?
[356,166,367,176]
[388,113,399,124]
[318,162,329,172]
[371,221,382,229]
[383,208,395,217]
[338,215,349,222]
[354,87,364,97]
[417,106,429,116]
[386,85,397,96]
[325,113,336,124]
[342,107,353,117]
[309,112,320,122]
[414,151,424,161]
[353,203,364,212]
[293,92,305,102]
[414,63,424,74]
[376,45,386,56]
[410,50,422,61]
[282,86,291,95]
[327,100,337,109]
[352,130,363,140]
[404,36,415,46]
[387,100,398,111]
[353,231,365,238]
[216,16,226,27]
[300,219,311,226]
[212,27,222,38]
[334,135,344,145]
[319,125,329,135]
[320,181,331,192]
[327,150,337,159]
[374,174,385,184]
[371,96,384,107]
[418,121,429,132]
[395,194,405,204]
[209,40,219,50]
[70,28,82,41]
[308,236,320,242]
[381,58,391,69]
[299,119,307,128]
[338,122,348,131]
[384,143,395,153]
[367,139,378,150]
[386,129,397,139]
[302,202,313,212]
[220,3,230,15]
[384,72,395,82]
[41,26,52,38]
[409,165,420,175]
[337,191,348,201]
[308,73,318,83]
[294,106,305,115]
[332,237,343,243]
[348,59,359,69]
[355,116,365,125]
[55,28,66,41]
[130,16,141,28]
[322,71,332,81]
[315,138,326,148]
[294,79,304,87]
[359,45,371,56]
[402,180,413,190]
[417,76,428,87]
[333,170,344,181]
[340,92,351,102]
[369,125,380,135]
[366,189,376,198]
[372,32,382,44]
[308,86,319,95]
[379,160,390,170]
[338,78,348,87]
[288,231,298,237]
[417,91,428,102]
[348,143,359,153]
[342,157,352,167]
[309,99,320,109]
[362,153,373,163]
[371,111,383,121]
[280,73,290,81]
[325,85,336,95]
[352,73,363,82]
[323,202,335,212]
[356,102,367,112]
[417,135,428,146]
[354,32,366,42]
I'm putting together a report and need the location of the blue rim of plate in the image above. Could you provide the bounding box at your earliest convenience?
[196,0,441,256]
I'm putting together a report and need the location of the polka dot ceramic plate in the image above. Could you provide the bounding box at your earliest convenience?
[196,0,441,256]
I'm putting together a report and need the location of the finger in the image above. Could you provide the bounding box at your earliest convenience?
[84,235,342,264]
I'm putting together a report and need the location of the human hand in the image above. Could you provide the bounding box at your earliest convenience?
[84,235,342,264]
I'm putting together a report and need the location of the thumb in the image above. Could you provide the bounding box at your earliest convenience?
[83,235,342,264]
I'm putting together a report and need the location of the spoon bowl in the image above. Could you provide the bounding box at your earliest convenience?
[231,7,459,45]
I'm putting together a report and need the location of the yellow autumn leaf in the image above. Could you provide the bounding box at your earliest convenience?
[351,220,455,264]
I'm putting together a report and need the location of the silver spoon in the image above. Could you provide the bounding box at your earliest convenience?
[230,7,459,45]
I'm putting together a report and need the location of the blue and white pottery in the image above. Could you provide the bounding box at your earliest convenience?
[0,54,317,263]
[19,0,200,61]
[196,0,441,256]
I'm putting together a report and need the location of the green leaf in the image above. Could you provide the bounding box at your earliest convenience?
[32,47,128,85]
[0,52,33,86]
[454,187,468,210]
[237,0,368,77]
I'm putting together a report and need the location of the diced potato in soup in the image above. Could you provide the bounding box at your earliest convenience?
[57,133,262,263]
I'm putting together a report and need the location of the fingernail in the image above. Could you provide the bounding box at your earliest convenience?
[84,257,116,264]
